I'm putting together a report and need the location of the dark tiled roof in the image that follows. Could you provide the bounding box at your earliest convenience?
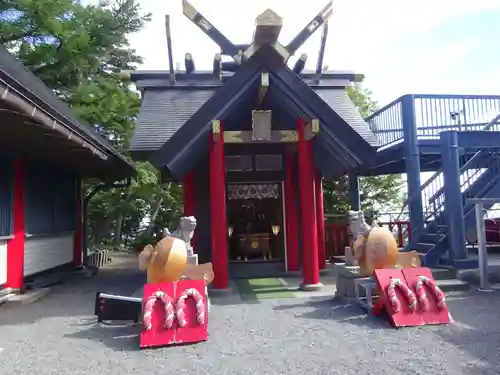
[315,88,379,147]
[0,45,135,173]
[131,88,215,152]
[131,87,377,153]
[130,46,378,178]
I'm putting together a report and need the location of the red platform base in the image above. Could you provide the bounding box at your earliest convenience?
[373,267,451,328]
[140,280,208,349]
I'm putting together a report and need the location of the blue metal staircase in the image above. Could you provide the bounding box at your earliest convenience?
[364,94,500,269]
[411,151,500,268]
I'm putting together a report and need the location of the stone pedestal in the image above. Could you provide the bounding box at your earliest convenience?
[344,246,358,266]
[334,263,368,298]
[187,254,198,265]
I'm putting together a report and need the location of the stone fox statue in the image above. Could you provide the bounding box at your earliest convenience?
[348,210,399,277]
[163,216,197,256]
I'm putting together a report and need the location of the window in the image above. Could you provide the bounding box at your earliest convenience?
[0,160,12,237]
[254,154,283,171]
[225,155,252,172]
[25,168,77,235]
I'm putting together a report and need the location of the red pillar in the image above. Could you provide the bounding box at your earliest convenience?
[6,158,25,290]
[183,171,196,251]
[183,171,196,216]
[73,178,83,267]
[297,118,321,287]
[284,151,299,272]
[315,172,326,270]
[209,120,228,289]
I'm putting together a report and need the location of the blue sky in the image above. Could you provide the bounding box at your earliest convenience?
[122,0,500,106]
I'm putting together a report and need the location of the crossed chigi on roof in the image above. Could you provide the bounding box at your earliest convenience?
[165,0,332,81]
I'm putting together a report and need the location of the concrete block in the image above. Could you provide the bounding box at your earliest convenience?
[8,287,52,305]
[334,263,361,279]
[187,254,198,265]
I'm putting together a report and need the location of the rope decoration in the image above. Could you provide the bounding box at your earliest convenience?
[176,288,205,328]
[143,290,175,331]
[415,275,446,311]
[386,278,418,313]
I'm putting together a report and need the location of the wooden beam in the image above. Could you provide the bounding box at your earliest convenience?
[224,124,319,144]
[308,119,320,136]
[257,73,269,107]
[253,9,283,46]
[165,15,175,84]
[285,1,333,60]
[213,53,221,80]
[182,0,242,64]
[314,21,329,83]
[244,9,288,61]
[221,44,250,56]
[212,120,221,134]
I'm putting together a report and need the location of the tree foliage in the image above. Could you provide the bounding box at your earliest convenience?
[1,0,404,250]
[0,0,179,250]
[322,84,405,220]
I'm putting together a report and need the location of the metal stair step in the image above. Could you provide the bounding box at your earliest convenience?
[419,233,446,244]
[414,242,435,252]
[431,267,456,280]
[439,256,479,270]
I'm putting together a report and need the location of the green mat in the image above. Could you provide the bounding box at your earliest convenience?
[235,278,296,300]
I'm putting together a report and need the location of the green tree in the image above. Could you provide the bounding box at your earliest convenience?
[323,84,405,221]
[1,0,182,250]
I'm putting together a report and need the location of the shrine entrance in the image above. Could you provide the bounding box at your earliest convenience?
[226,182,286,277]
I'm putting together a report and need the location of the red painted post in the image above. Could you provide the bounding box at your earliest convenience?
[183,170,196,251]
[209,120,228,289]
[315,172,326,270]
[183,171,196,216]
[6,158,25,290]
[328,224,334,258]
[73,178,83,267]
[334,224,343,256]
[297,118,320,287]
[342,225,350,250]
[397,222,404,247]
[284,151,299,271]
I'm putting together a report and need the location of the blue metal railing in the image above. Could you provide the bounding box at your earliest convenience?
[397,111,500,224]
[365,97,404,147]
[366,94,500,149]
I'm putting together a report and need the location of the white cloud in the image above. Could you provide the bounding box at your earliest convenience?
[127,0,500,104]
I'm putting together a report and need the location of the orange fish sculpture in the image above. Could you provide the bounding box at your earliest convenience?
[348,210,399,277]
[138,224,214,285]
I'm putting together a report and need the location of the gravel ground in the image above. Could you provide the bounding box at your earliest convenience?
[1,256,500,375]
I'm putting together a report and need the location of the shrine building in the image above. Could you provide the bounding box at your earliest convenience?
[128,1,378,289]
[0,45,135,294]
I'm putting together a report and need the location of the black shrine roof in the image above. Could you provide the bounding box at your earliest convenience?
[0,45,135,180]
[131,46,378,179]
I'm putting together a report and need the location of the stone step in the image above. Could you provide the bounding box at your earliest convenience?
[0,288,15,305]
[435,278,470,292]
